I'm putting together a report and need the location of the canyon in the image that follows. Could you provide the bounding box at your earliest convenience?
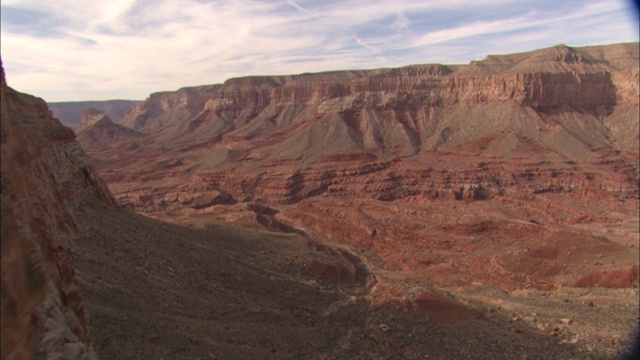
[83,42,639,289]
[1,42,638,359]
[76,42,639,358]
[2,59,586,360]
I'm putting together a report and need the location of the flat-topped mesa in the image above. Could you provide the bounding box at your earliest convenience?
[212,43,634,108]
[121,43,638,137]
[208,65,456,110]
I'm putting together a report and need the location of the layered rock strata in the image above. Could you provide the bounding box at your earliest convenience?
[120,84,221,130]
[118,43,639,156]
[82,43,639,293]
[1,60,113,359]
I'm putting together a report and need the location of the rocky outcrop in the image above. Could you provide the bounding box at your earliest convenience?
[48,100,140,129]
[78,108,112,130]
[1,59,113,359]
[119,84,221,130]
[75,108,143,149]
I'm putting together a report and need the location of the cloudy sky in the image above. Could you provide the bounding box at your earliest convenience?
[1,0,638,102]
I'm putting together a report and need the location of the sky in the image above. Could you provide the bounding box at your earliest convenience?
[1,0,638,102]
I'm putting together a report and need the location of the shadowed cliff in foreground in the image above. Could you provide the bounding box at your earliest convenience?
[1,60,114,359]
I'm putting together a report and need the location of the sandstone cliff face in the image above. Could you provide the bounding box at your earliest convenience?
[1,61,114,359]
[120,84,221,130]
[83,43,638,293]
[100,43,638,206]
[112,43,637,161]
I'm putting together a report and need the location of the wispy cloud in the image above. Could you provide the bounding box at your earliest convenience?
[287,0,308,12]
[0,0,637,101]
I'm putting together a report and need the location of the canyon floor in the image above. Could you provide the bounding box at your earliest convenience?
[76,142,640,359]
[67,201,637,360]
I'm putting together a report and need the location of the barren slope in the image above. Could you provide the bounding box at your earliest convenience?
[72,202,593,360]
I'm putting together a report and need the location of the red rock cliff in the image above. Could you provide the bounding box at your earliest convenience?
[79,43,639,295]
[1,59,114,359]
[114,43,638,156]
[97,43,639,208]
[120,84,221,130]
